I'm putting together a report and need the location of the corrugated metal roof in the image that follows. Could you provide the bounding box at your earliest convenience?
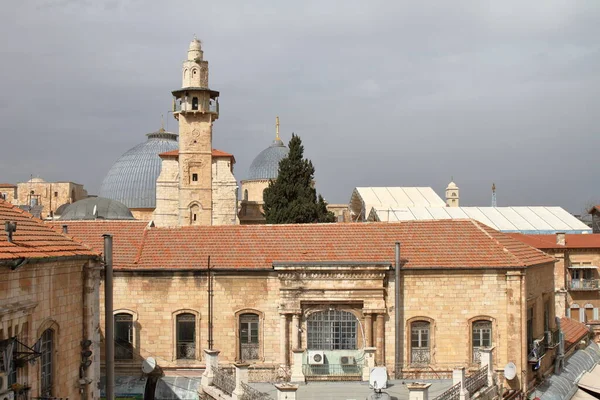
[369,206,592,234]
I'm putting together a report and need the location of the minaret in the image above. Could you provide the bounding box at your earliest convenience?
[172,37,220,225]
[491,183,497,207]
[445,178,459,207]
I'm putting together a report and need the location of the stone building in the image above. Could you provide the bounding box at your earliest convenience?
[445,180,459,207]
[0,178,87,220]
[0,199,101,400]
[56,219,558,393]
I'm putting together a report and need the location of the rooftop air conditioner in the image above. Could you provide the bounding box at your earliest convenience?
[340,356,355,365]
[308,350,324,365]
[0,373,7,393]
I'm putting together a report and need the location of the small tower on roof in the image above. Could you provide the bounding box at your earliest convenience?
[445,178,459,207]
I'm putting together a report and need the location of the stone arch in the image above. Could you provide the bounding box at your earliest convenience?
[188,201,202,225]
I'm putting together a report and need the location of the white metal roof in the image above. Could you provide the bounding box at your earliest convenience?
[369,206,592,234]
[349,187,446,220]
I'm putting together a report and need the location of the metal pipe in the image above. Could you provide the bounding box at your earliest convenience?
[103,234,114,400]
[395,241,401,379]
[207,256,213,350]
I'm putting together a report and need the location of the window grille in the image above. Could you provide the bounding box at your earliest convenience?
[115,313,133,360]
[177,313,196,359]
[472,321,492,363]
[411,321,430,365]
[40,329,53,397]
[307,310,357,350]
[239,313,259,360]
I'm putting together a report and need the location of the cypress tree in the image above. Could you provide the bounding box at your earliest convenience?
[263,134,336,224]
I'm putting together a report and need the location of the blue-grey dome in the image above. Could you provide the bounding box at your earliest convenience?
[247,139,289,180]
[59,197,135,220]
[99,130,178,209]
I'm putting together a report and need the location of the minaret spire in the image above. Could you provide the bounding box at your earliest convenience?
[275,116,280,141]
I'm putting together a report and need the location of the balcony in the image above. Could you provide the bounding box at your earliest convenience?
[569,279,600,291]
[411,348,431,366]
[546,329,560,348]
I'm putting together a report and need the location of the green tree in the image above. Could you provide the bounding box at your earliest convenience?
[263,134,336,224]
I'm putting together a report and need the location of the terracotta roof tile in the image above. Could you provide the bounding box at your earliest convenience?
[560,317,590,351]
[50,219,554,271]
[510,233,600,249]
[0,199,98,261]
[0,183,16,188]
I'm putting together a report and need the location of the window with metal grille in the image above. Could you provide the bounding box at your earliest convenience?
[176,314,196,359]
[115,313,133,360]
[472,320,492,363]
[410,321,430,365]
[40,329,53,397]
[307,310,357,350]
[239,313,259,360]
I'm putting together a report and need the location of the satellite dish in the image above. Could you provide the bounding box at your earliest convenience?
[369,366,388,390]
[142,357,156,374]
[504,362,517,380]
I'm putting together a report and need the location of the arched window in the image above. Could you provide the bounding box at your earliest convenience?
[190,204,200,224]
[570,303,581,322]
[307,310,357,350]
[192,97,199,110]
[472,320,492,363]
[115,313,133,360]
[239,313,260,360]
[410,321,430,365]
[40,328,54,396]
[176,313,196,360]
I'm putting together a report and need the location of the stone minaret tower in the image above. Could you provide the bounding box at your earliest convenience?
[445,179,459,207]
[172,37,220,225]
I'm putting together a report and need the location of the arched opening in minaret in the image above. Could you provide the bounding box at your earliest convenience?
[192,97,199,110]
[190,204,200,225]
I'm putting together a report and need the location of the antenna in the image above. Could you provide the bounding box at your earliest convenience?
[492,183,497,207]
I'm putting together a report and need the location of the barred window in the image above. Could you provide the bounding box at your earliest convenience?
[115,313,133,360]
[239,313,259,361]
[40,329,54,397]
[307,310,357,350]
[410,321,430,365]
[176,313,196,360]
[472,320,492,363]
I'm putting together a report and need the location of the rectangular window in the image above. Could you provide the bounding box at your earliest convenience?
[192,173,198,182]
[527,307,534,351]
[40,329,54,397]
[571,307,580,321]
[176,314,196,360]
[307,310,357,351]
[115,314,133,360]
[239,313,259,360]
[411,321,430,365]
[472,321,492,363]
[54,191,58,197]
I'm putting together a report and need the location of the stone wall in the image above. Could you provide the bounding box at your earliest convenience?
[15,181,87,219]
[153,156,180,227]
[0,258,100,400]
[212,158,238,225]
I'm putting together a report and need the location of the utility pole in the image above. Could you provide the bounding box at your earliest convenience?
[103,234,114,400]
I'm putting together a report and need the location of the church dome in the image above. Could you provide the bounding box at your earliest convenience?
[59,197,134,220]
[99,129,178,209]
[247,138,289,180]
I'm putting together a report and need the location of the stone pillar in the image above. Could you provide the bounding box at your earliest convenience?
[407,382,431,400]
[280,314,289,366]
[480,347,495,387]
[364,313,373,347]
[362,347,377,382]
[290,349,305,383]
[292,314,300,350]
[453,367,470,400]
[376,314,385,365]
[232,363,249,400]
[201,349,220,388]
[275,384,298,400]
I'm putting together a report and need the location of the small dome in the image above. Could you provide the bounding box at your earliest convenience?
[189,37,202,51]
[59,197,134,220]
[447,181,458,189]
[247,139,289,180]
[28,177,46,183]
[99,130,178,209]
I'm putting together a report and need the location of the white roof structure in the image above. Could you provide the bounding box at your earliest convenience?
[368,206,592,234]
[349,187,446,221]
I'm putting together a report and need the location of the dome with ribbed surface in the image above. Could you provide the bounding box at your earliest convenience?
[247,138,289,180]
[99,130,178,209]
[59,197,134,220]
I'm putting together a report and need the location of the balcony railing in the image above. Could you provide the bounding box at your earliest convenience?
[302,363,363,379]
[569,279,600,290]
[177,342,196,359]
[546,329,560,348]
[411,348,431,366]
[528,337,547,363]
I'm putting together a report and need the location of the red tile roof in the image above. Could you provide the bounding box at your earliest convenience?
[560,317,590,351]
[588,205,600,215]
[0,199,98,262]
[510,233,600,249]
[0,183,16,188]
[159,149,236,163]
[51,219,554,271]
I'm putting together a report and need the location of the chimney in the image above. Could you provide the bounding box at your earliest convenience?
[5,221,17,243]
[556,232,566,246]
[62,224,68,234]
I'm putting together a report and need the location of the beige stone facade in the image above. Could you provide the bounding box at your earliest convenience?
[238,180,269,224]
[0,258,101,400]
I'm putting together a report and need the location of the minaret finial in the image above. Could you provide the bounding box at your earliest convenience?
[159,114,165,132]
[275,116,280,141]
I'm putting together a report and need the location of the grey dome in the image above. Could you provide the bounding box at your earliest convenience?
[59,197,135,220]
[247,139,289,180]
[99,130,178,209]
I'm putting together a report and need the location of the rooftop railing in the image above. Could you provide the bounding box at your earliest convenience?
[569,279,600,290]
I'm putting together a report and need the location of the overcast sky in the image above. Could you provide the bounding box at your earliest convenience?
[1,0,599,213]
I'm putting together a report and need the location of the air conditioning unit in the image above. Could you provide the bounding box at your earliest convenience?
[308,350,325,365]
[1,391,14,400]
[340,356,355,365]
[0,372,8,393]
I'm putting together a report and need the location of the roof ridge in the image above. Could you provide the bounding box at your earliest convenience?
[470,220,524,266]
[133,227,150,264]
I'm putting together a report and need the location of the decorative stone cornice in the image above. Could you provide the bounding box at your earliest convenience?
[278,271,386,281]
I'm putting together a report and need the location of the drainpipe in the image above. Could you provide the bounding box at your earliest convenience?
[103,234,115,400]
[395,242,401,379]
